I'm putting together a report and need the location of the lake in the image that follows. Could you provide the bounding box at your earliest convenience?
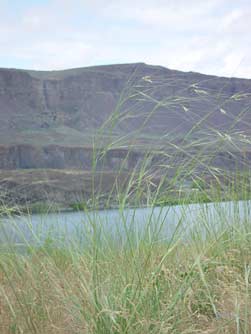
[0,200,250,251]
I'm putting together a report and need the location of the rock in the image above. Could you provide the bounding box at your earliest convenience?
[0,63,250,206]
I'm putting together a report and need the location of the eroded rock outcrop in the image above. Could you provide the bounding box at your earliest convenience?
[0,144,144,170]
[0,63,250,206]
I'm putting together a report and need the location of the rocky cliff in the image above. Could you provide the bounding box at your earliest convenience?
[0,63,250,207]
[0,144,144,170]
[0,63,251,139]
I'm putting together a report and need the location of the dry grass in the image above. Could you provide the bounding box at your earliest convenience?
[1,221,251,334]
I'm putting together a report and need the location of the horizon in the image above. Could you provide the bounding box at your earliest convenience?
[1,61,251,80]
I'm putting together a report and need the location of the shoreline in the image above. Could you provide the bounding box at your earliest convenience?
[1,192,250,217]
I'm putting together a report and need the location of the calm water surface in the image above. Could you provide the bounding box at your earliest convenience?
[0,200,250,250]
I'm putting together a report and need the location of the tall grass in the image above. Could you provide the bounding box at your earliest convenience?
[1,201,251,333]
[0,67,251,333]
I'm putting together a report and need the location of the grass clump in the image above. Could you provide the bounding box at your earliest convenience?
[1,208,251,333]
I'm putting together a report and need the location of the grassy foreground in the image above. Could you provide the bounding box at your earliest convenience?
[1,199,251,334]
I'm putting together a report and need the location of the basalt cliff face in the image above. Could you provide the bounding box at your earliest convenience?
[0,63,250,206]
[0,63,251,137]
[0,144,143,170]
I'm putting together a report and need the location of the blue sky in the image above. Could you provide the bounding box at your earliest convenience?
[0,0,250,78]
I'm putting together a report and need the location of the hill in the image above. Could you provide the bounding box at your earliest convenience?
[0,63,250,207]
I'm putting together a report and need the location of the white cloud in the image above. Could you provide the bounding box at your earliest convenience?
[23,41,94,69]
[102,0,221,29]
[0,0,250,78]
[220,8,244,30]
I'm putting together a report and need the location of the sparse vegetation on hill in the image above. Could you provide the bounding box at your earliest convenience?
[0,63,251,209]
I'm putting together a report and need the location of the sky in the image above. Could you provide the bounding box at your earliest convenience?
[0,0,250,78]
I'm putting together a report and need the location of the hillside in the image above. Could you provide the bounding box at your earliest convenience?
[0,63,250,207]
[0,62,251,143]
